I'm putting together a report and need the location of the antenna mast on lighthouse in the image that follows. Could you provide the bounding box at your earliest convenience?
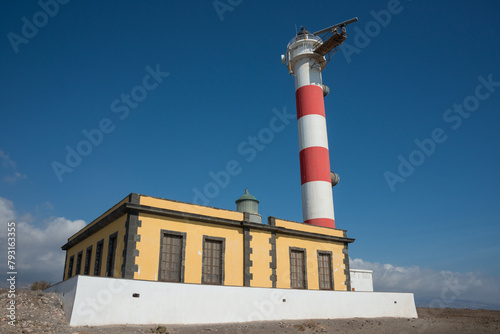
[282,17,358,229]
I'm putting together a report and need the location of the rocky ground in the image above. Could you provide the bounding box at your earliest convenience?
[1,288,499,333]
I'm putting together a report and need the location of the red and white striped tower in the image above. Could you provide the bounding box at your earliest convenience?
[285,27,335,228]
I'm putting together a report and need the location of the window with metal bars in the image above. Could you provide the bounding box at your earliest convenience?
[202,237,224,285]
[67,255,74,279]
[159,233,184,282]
[317,251,333,290]
[290,248,307,289]
[84,245,92,275]
[75,251,83,276]
[94,239,104,276]
[106,232,118,277]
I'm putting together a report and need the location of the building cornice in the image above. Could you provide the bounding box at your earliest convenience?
[62,200,355,250]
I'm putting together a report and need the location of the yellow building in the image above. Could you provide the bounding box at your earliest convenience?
[62,191,354,291]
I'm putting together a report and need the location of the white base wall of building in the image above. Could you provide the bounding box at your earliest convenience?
[46,276,418,327]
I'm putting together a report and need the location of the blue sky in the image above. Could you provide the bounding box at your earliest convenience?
[1,0,500,309]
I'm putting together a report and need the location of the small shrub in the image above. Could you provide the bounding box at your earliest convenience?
[151,326,168,333]
[30,280,51,290]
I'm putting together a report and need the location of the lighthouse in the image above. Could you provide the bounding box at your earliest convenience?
[282,18,357,228]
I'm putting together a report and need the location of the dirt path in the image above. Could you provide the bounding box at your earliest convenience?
[1,288,499,333]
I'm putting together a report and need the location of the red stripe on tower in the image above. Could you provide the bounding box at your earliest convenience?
[299,146,331,184]
[304,218,336,228]
[296,85,326,118]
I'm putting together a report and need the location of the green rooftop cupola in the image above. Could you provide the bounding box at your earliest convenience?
[235,188,259,214]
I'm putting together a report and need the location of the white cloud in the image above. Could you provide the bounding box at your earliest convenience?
[0,149,27,183]
[350,258,500,310]
[0,197,86,287]
[0,150,16,169]
[0,197,15,221]
[4,171,28,183]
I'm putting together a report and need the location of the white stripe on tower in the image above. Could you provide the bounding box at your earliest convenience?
[294,57,335,228]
